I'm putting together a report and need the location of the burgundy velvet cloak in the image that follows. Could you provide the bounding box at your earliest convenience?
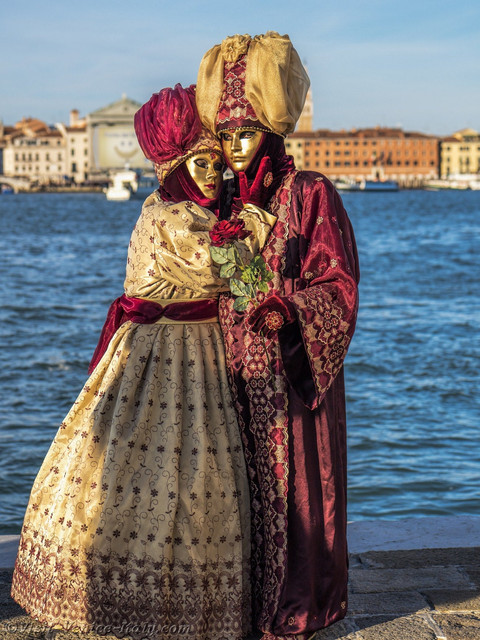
[219,170,359,638]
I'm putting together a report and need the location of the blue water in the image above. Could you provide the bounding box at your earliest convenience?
[0,190,479,533]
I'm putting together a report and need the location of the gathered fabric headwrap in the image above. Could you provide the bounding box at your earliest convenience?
[196,32,310,137]
[134,83,222,197]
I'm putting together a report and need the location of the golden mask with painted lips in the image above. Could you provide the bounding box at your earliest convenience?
[219,129,263,172]
[185,152,224,198]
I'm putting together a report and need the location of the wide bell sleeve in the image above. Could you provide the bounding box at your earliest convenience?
[237,203,277,255]
[278,177,359,410]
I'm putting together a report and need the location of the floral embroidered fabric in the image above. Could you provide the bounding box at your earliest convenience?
[11,193,276,640]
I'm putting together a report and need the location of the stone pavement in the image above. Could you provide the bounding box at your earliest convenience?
[1,522,479,639]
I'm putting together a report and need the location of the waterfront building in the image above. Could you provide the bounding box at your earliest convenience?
[87,94,150,177]
[286,127,439,187]
[2,118,67,185]
[1,95,151,186]
[56,110,89,184]
[440,128,480,177]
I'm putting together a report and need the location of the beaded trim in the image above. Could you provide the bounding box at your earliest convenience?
[217,125,286,139]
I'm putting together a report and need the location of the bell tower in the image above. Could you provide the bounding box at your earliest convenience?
[296,83,313,132]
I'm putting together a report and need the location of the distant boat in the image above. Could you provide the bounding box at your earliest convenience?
[335,180,360,191]
[335,179,399,192]
[359,179,399,192]
[424,173,480,191]
[105,169,139,201]
[423,179,469,191]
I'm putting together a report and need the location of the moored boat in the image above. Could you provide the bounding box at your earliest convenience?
[359,179,399,192]
[104,169,139,201]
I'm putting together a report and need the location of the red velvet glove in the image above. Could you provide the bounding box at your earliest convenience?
[248,294,297,339]
[238,156,273,208]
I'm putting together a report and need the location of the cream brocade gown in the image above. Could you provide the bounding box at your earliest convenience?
[11,192,275,640]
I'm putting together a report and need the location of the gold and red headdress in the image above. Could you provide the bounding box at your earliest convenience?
[196,32,310,137]
[134,84,222,185]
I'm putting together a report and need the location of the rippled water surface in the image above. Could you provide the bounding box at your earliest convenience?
[0,189,479,533]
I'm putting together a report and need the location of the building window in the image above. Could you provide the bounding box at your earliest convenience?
[71,149,75,156]
[72,162,77,172]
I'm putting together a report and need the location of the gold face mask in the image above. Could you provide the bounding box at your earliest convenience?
[185,151,224,199]
[219,129,263,172]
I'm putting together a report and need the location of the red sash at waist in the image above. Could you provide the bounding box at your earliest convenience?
[88,294,218,374]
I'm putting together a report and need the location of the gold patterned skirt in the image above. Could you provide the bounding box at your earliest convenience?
[11,319,251,640]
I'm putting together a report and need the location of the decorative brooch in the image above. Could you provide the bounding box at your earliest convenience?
[264,310,284,331]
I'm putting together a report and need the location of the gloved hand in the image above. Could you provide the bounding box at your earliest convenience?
[238,156,273,208]
[248,294,296,339]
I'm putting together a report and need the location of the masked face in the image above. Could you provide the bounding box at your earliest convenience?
[219,129,263,172]
[184,151,224,199]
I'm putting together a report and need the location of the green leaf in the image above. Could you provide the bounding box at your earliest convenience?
[257,280,269,293]
[233,297,249,312]
[220,262,237,278]
[252,255,265,268]
[210,246,230,264]
[227,246,238,264]
[262,270,275,282]
[241,266,257,283]
[230,278,249,297]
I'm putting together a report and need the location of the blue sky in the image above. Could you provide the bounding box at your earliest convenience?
[1,0,479,135]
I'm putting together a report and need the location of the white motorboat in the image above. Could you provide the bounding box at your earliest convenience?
[105,170,139,201]
[423,179,469,191]
[335,180,360,191]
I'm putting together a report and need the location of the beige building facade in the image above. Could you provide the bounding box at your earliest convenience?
[1,95,148,185]
[56,110,90,183]
[440,128,480,177]
[3,118,67,184]
[87,95,148,175]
